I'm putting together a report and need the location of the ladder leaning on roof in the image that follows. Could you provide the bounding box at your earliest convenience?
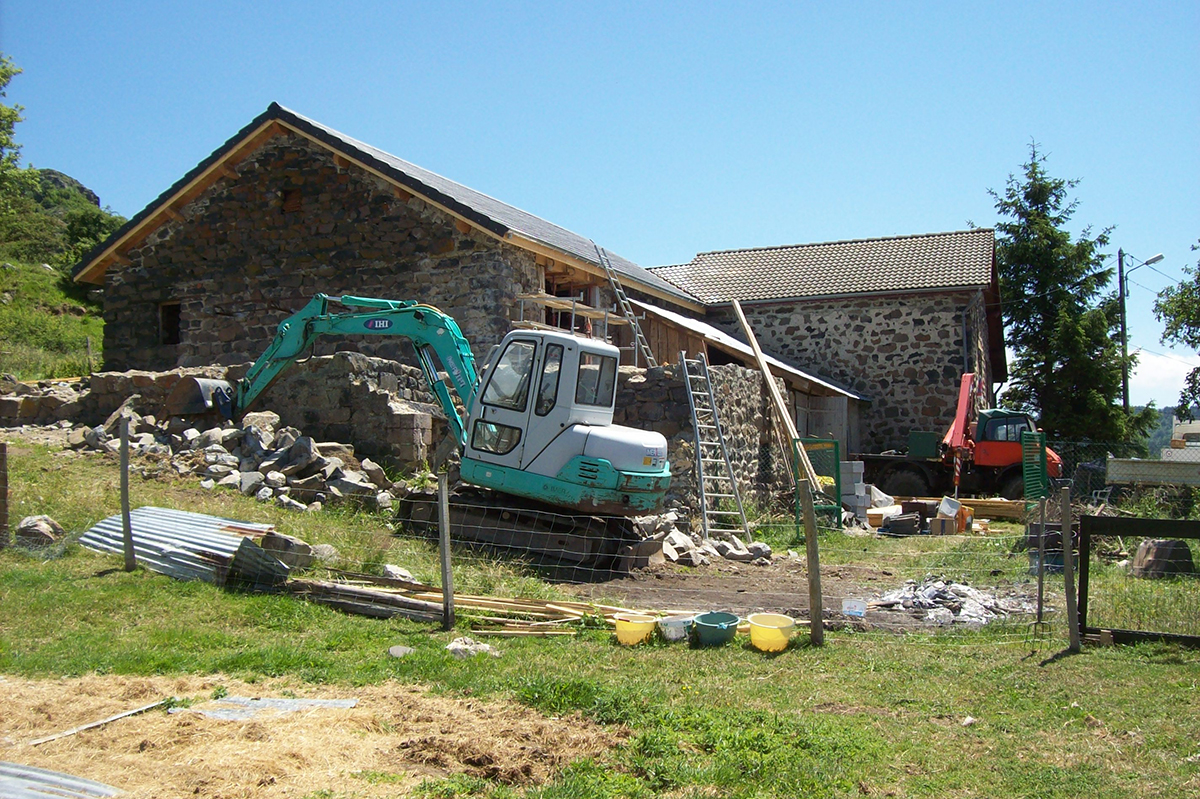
[680,350,750,542]
[594,243,656,367]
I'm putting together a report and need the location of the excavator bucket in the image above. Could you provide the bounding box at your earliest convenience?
[163,377,236,418]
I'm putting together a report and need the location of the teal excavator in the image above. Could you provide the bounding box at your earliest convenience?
[165,295,671,562]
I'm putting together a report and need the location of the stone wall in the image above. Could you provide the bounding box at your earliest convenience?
[3,357,794,522]
[103,132,541,371]
[708,290,991,453]
[615,363,792,517]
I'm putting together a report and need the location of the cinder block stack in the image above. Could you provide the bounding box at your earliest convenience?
[840,460,869,521]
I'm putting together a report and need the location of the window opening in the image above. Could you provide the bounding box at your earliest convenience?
[575,351,617,408]
[159,302,181,346]
[282,188,302,213]
[535,344,564,416]
[471,420,522,455]
[481,339,536,411]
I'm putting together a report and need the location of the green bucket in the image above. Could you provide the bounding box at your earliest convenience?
[692,611,740,647]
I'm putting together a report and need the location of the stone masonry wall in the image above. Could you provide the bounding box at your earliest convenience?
[103,132,540,371]
[708,290,990,453]
[615,363,792,520]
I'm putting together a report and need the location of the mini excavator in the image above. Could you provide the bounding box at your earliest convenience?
[165,294,671,565]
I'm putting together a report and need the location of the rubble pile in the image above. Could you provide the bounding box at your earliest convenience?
[871,577,1038,626]
[627,511,772,568]
[65,405,400,513]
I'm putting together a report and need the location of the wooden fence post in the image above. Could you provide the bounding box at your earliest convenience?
[1061,486,1081,653]
[120,415,136,571]
[799,478,824,646]
[0,441,8,548]
[438,473,455,631]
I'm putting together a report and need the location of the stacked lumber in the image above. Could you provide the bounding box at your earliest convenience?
[288,571,691,634]
[892,496,1026,521]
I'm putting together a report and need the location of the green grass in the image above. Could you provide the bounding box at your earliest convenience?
[3,442,1200,797]
[0,260,102,378]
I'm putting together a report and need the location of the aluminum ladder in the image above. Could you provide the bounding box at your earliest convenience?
[680,350,749,541]
[594,242,655,367]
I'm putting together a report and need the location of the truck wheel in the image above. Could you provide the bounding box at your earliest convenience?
[1000,475,1024,500]
[882,469,928,498]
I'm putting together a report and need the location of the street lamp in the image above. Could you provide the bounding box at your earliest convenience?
[1118,249,1165,412]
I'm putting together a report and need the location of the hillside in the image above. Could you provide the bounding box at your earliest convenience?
[0,168,119,379]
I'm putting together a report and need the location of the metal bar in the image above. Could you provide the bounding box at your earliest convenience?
[30,698,170,746]
[1078,516,1092,633]
[1036,498,1046,624]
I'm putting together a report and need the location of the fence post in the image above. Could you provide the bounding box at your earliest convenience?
[438,473,455,631]
[799,478,824,646]
[1060,485,1081,653]
[0,441,8,548]
[120,415,136,571]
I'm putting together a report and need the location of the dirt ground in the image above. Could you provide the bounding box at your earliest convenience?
[0,674,626,798]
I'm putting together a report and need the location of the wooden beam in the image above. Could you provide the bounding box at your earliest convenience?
[733,299,821,489]
[334,153,351,169]
[216,163,237,180]
[393,185,413,201]
[163,207,184,222]
[454,219,471,235]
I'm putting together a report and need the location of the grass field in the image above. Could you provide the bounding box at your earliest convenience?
[2,439,1199,798]
[0,261,102,379]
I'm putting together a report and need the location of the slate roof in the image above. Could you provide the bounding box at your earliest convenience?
[649,229,996,304]
[74,103,698,305]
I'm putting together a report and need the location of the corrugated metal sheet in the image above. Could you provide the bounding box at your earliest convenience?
[79,507,289,590]
[0,761,121,798]
[170,696,358,721]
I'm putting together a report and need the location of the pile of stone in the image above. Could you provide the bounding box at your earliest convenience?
[65,402,400,513]
[625,511,773,569]
[871,576,1038,626]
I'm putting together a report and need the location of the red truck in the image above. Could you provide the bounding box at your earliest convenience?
[857,373,1063,500]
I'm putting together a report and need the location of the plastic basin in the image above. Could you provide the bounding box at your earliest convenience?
[692,611,740,647]
[747,612,796,652]
[657,614,694,642]
[614,613,656,645]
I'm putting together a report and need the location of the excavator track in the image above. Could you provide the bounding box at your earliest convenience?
[395,485,641,582]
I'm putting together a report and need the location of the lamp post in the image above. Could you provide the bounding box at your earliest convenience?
[1118,249,1165,412]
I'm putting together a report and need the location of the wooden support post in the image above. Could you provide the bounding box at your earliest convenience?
[86,336,93,375]
[799,478,824,646]
[1061,486,1081,653]
[0,442,8,548]
[438,473,455,631]
[120,415,135,572]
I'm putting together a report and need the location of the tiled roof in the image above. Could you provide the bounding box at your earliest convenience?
[650,229,996,304]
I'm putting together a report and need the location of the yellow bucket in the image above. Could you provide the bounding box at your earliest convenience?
[747,613,795,652]
[614,613,657,645]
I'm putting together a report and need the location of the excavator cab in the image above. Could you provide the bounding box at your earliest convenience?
[461,329,669,514]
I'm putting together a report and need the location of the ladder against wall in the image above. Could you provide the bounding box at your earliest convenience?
[680,350,750,542]
[595,243,656,367]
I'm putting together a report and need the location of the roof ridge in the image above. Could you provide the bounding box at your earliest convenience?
[686,228,994,259]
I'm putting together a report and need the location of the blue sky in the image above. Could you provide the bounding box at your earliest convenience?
[3,1,1197,407]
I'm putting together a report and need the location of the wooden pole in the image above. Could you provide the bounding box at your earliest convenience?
[0,442,8,548]
[799,478,824,646]
[120,415,135,571]
[732,300,821,489]
[86,335,93,374]
[1060,486,1081,653]
[438,473,455,631]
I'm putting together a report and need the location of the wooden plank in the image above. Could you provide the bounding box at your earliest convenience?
[30,699,171,746]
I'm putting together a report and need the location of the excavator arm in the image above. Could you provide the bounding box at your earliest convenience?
[168,294,480,447]
[237,294,479,446]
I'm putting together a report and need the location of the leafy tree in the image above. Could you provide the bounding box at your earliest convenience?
[991,142,1156,446]
[0,53,37,218]
[1154,240,1200,420]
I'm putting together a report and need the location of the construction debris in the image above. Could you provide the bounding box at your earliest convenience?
[0,761,120,798]
[15,515,64,547]
[170,696,358,721]
[78,507,288,590]
[870,577,1039,626]
[446,637,501,659]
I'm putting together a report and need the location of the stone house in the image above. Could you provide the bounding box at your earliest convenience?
[649,229,1006,452]
[73,103,1000,460]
